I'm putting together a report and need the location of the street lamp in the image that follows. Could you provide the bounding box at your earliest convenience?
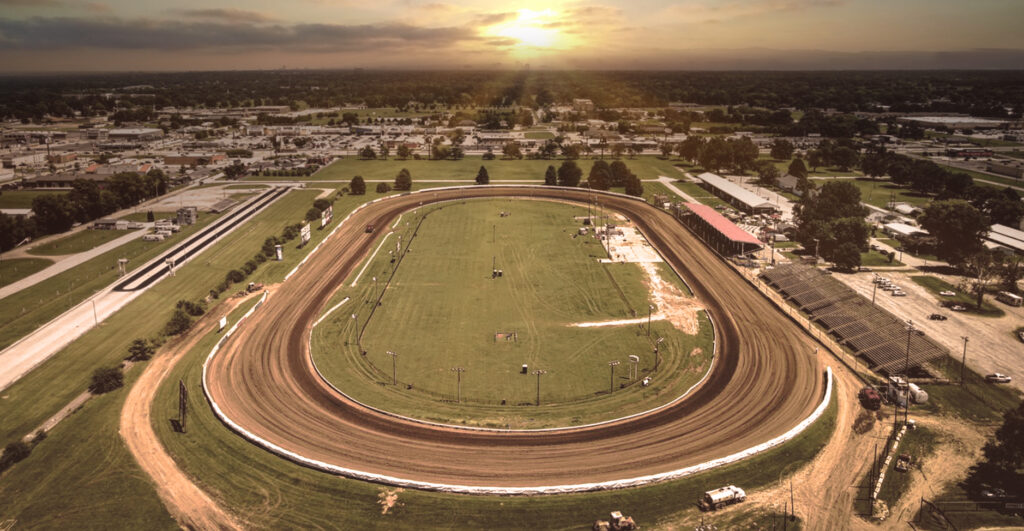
[608,360,620,393]
[813,238,820,263]
[960,336,969,386]
[451,367,465,402]
[386,350,398,385]
[532,369,547,406]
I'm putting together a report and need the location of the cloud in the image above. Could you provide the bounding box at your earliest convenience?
[664,0,844,23]
[173,8,278,24]
[82,2,111,12]
[474,12,516,26]
[0,17,479,52]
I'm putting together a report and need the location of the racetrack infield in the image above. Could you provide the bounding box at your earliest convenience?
[205,186,824,489]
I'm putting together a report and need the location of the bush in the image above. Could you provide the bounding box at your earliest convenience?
[175,299,206,316]
[305,207,322,222]
[225,269,245,284]
[313,198,332,211]
[282,224,301,241]
[164,309,193,336]
[253,252,267,264]
[0,441,31,472]
[89,366,124,394]
[127,338,155,361]
[261,236,280,257]
[242,260,258,275]
[376,182,391,193]
[209,289,219,300]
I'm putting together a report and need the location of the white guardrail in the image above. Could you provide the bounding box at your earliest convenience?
[201,185,836,494]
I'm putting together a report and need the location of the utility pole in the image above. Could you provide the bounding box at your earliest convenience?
[532,369,546,406]
[386,350,397,385]
[871,274,878,305]
[91,299,98,325]
[960,336,969,386]
[608,360,620,393]
[451,367,465,402]
[790,479,795,521]
[647,305,654,336]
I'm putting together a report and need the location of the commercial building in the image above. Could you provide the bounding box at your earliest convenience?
[694,172,778,214]
[177,206,199,226]
[670,202,763,256]
[985,224,1024,255]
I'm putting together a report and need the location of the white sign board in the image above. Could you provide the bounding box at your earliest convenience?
[218,316,227,331]
[321,205,333,228]
[301,223,311,244]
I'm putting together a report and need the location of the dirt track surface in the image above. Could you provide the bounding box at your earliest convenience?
[205,187,825,488]
[121,299,247,530]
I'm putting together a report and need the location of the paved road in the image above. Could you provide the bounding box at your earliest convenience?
[205,186,824,489]
[0,188,291,392]
[0,228,148,301]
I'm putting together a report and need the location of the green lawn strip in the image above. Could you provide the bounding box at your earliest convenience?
[274,155,688,183]
[667,181,733,209]
[916,359,1022,423]
[524,131,554,139]
[860,250,903,267]
[944,167,1024,189]
[0,257,53,288]
[813,177,933,210]
[0,190,64,209]
[0,190,323,443]
[224,183,269,190]
[151,317,836,529]
[908,276,1004,318]
[27,229,134,256]
[876,427,939,507]
[0,214,224,353]
[313,199,713,428]
[0,369,177,530]
[774,241,800,249]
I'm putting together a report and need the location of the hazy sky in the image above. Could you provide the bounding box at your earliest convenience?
[1,0,1023,71]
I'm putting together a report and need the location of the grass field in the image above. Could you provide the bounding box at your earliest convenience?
[667,180,733,209]
[0,257,52,288]
[314,199,713,427]
[0,189,64,209]
[524,131,555,139]
[860,249,903,267]
[812,177,933,210]
[0,214,224,353]
[908,276,1004,318]
[148,307,836,529]
[876,427,938,507]
[27,228,136,256]
[267,155,689,183]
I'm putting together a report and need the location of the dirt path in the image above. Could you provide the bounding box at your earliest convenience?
[119,294,257,531]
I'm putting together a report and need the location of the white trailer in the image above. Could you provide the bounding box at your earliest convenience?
[699,485,746,511]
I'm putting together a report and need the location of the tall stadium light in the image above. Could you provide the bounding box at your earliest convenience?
[532,369,547,406]
[386,350,398,385]
[608,360,621,393]
[451,367,466,403]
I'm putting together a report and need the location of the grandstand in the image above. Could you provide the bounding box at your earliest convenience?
[761,264,947,373]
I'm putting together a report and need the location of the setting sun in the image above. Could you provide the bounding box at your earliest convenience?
[491,9,562,49]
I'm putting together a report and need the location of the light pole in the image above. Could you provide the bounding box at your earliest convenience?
[872,274,878,305]
[960,336,969,386]
[386,350,397,385]
[813,238,820,264]
[91,299,98,325]
[451,367,465,402]
[608,360,620,393]
[655,336,665,371]
[532,369,546,406]
[647,304,654,336]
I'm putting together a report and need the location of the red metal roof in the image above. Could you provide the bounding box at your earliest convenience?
[683,203,762,245]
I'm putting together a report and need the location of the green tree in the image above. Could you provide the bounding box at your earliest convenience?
[396,144,412,160]
[476,166,490,185]
[359,146,376,159]
[146,210,155,222]
[678,136,704,164]
[544,165,557,186]
[832,242,862,271]
[919,200,989,265]
[89,366,124,394]
[379,145,390,160]
[127,338,155,361]
[31,193,77,234]
[394,168,412,191]
[164,309,193,336]
[557,160,582,187]
[305,207,322,222]
[350,175,366,195]
[729,137,760,172]
[375,182,391,193]
[624,174,644,197]
[588,160,611,190]
[973,398,1024,491]
[832,146,860,171]
[660,142,676,158]
[756,163,781,187]
[0,441,31,471]
[502,142,522,159]
[698,137,732,172]
[787,157,808,180]
[224,162,246,180]
[770,139,795,161]
[807,150,824,171]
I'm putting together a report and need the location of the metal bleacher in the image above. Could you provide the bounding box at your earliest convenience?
[761,263,947,373]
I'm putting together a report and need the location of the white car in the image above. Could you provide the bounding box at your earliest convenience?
[939,290,956,297]
[891,290,907,297]
[985,373,1012,383]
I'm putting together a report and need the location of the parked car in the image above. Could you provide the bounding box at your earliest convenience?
[895,454,912,472]
[928,314,947,321]
[891,290,907,297]
[858,387,882,410]
[939,290,956,297]
[985,373,1012,383]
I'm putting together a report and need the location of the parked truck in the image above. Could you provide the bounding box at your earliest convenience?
[698,485,746,511]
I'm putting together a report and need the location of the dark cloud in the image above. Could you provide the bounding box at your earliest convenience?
[0,17,479,52]
[173,8,278,24]
[474,12,516,26]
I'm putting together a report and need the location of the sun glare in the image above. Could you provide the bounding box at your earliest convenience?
[492,9,561,49]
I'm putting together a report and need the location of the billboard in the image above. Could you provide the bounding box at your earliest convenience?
[321,205,333,228]
[301,222,311,244]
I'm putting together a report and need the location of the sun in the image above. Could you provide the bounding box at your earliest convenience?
[491,9,562,49]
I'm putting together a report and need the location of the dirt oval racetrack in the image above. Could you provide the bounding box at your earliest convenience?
[205,186,823,489]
